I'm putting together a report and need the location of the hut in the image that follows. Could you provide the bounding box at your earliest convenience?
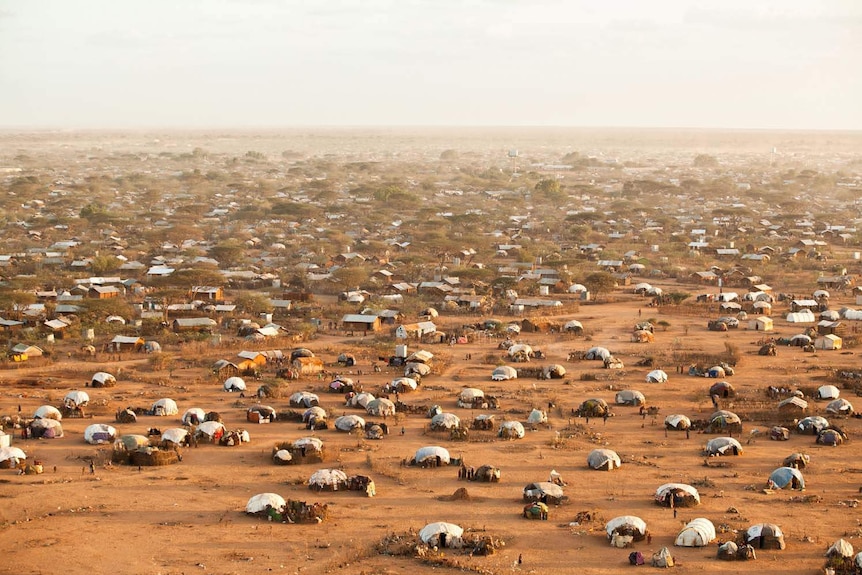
[28,417,63,439]
[587,448,621,471]
[470,414,495,431]
[709,381,735,398]
[290,392,319,408]
[745,523,785,550]
[815,385,840,400]
[665,414,691,431]
[151,398,179,416]
[418,522,463,548]
[706,410,742,434]
[655,483,700,507]
[471,465,501,482]
[182,407,206,426]
[826,398,854,415]
[768,467,804,490]
[84,423,117,444]
[523,482,564,504]
[308,468,348,491]
[90,371,117,388]
[246,493,286,516]
[615,389,645,406]
[817,429,844,446]
[411,446,450,467]
[578,398,609,418]
[646,369,668,383]
[334,414,366,433]
[223,376,247,392]
[783,453,810,469]
[498,420,525,439]
[34,405,62,420]
[366,398,396,417]
[797,416,829,434]
[246,404,276,423]
[606,516,647,545]
[430,413,461,431]
[195,420,226,443]
[292,356,324,376]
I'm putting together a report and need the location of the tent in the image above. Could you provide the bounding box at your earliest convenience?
[491,366,518,381]
[195,420,226,442]
[527,409,547,425]
[498,420,525,439]
[786,310,816,323]
[182,407,206,425]
[825,539,854,558]
[706,410,742,433]
[814,334,842,350]
[745,523,785,550]
[457,387,485,408]
[768,466,805,490]
[579,398,609,417]
[366,398,396,417]
[789,334,812,347]
[508,344,533,361]
[655,483,700,507]
[413,446,450,466]
[334,414,366,432]
[770,426,790,440]
[587,448,621,471]
[152,398,179,416]
[826,398,854,414]
[778,396,808,412]
[290,392,319,408]
[857,551,862,570]
[349,392,376,409]
[113,434,150,452]
[631,329,654,343]
[91,371,117,388]
[585,346,611,360]
[704,436,743,456]
[430,413,460,430]
[816,385,840,400]
[389,377,419,392]
[797,416,829,434]
[651,547,674,568]
[223,376,246,392]
[84,423,117,444]
[615,389,645,406]
[419,522,463,548]
[709,381,735,398]
[160,428,189,446]
[303,406,327,424]
[817,429,844,446]
[247,404,276,423]
[143,341,162,353]
[0,446,27,468]
[34,405,62,420]
[29,417,63,439]
[564,319,584,333]
[404,363,431,378]
[64,390,90,408]
[523,482,564,504]
[542,364,567,379]
[664,414,691,431]
[646,369,668,383]
[246,493,286,515]
[308,468,348,491]
[606,516,647,543]
[783,453,810,469]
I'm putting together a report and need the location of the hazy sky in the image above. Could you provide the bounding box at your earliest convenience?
[1,0,860,129]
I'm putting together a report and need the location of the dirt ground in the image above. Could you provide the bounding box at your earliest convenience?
[1,281,860,575]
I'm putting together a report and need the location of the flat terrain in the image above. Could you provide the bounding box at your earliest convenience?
[1,282,860,575]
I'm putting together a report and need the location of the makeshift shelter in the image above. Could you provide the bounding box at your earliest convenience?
[470,414,495,430]
[143,341,161,353]
[706,365,726,378]
[471,464,501,482]
[615,389,645,406]
[704,436,743,456]
[113,434,150,454]
[292,356,324,376]
[326,411,363,432]
[826,539,854,559]
[412,446,450,467]
[366,398,396,417]
[404,362,431,378]
[182,407,206,426]
[789,334,812,347]
[749,316,774,331]
[745,523,785,550]
[523,501,549,520]
[308,468,348,491]
[631,329,654,343]
[507,344,533,362]
[115,408,137,424]
[34,405,62,420]
[90,371,116,388]
[578,398,610,417]
[542,364,566,379]
[491,365,517,381]
[665,414,691,431]
[527,409,547,425]
[246,404,276,423]
[328,377,357,393]
[816,385,840,400]
[587,448,621,471]
[817,429,844,446]
[290,392,319,408]
[646,369,668,383]
[430,412,461,431]
[814,334,842,350]
[84,423,117,444]
[778,396,808,412]
[709,381,735,398]
[152,398,178,416]
[603,355,624,369]
[768,466,805,490]
[564,320,584,334]
[419,522,463,548]
[195,420,226,442]
[349,392,375,409]
[223,377,247,392]
[28,417,63,438]
[783,453,810,469]
[303,406,327,425]
[388,377,418,393]
[797,416,829,434]
[655,483,700,507]
[160,428,189,447]
[457,387,486,408]
[64,390,90,409]
[498,420,525,439]
[523,482,565,504]
[606,516,647,544]
[651,547,674,568]
[0,446,27,468]
[246,493,287,515]
[706,410,742,433]
[584,346,611,360]
[826,398,854,414]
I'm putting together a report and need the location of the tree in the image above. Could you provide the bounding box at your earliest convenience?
[583,272,617,302]
[534,178,563,201]
[331,266,370,291]
[90,255,122,275]
[234,293,273,316]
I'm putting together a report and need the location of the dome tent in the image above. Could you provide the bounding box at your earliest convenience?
[665,414,691,430]
[182,407,206,426]
[797,416,829,434]
[349,392,375,409]
[706,410,742,433]
[768,467,805,490]
[246,493,286,515]
[430,412,460,431]
[498,420,525,439]
[655,483,700,507]
[646,369,668,383]
[34,405,62,420]
[527,408,547,425]
[587,448,621,471]
[419,522,463,548]
[412,446,450,466]
[334,414,366,432]
[223,377,246,392]
[90,371,117,388]
[64,390,90,408]
[366,398,396,417]
[308,468,348,491]
[0,446,27,468]
[523,482,565,504]
[826,398,853,414]
[745,523,785,550]
[825,538,854,559]
[28,417,63,439]
[615,389,645,406]
[84,423,117,444]
[491,365,518,381]
[606,516,647,543]
[704,436,743,456]
[816,385,840,400]
[152,398,178,416]
[675,518,716,547]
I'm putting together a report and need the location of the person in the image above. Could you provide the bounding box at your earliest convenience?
[518,553,523,565]
[89,461,96,474]
[638,308,642,317]
[603,412,609,425]
[400,426,405,435]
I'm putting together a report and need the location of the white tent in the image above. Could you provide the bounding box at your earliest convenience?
[34,405,62,420]
[527,409,547,424]
[814,334,842,350]
[826,398,854,414]
[405,363,431,377]
[816,385,840,400]
[91,371,117,387]
[508,344,533,358]
[704,437,743,456]
[294,437,324,451]
[491,365,518,381]
[414,446,450,465]
[390,377,419,391]
[655,483,700,506]
[152,398,178,416]
[825,539,854,558]
[665,414,691,429]
[303,406,327,423]
[419,522,463,547]
[786,310,816,323]
[606,516,647,540]
[498,420,525,439]
[646,369,668,383]
[615,390,646,406]
[223,376,246,392]
[587,448,621,471]
[366,398,396,417]
[196,420,225,439]
[585,346,611,360]
[161,428,189,445]
[308,468,348,489]
[246,493,286,514]
[430,413,460,430]
[0,446,27,466]
[64,390,90,408]
[349,392,376,408]
[334,414,366,432]
[564,319,584,332]
[675,518,716,547]
[290,391,319,408]
[182,407,206,425]
[84,423,117,444]
[459,387,485,402]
